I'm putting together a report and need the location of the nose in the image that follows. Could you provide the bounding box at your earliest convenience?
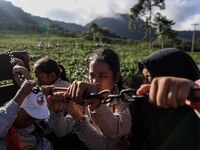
[92,77,100,86]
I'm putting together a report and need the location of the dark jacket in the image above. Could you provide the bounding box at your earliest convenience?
[130,48,200,150]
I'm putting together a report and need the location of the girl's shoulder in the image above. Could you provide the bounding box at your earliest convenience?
[53,79,70,87]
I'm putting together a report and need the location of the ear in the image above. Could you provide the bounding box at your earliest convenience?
[114,72,121,83]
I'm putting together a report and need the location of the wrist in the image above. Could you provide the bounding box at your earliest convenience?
[71,110,84,121]
[75,115,86,123]
[50,107,65,114]
[13,93,26,106]
[73,115,88,132]
[89,101,101,111]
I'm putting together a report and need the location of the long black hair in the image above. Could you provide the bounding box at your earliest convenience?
[34,57,68,81]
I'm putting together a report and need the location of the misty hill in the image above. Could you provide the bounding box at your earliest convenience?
[176,31,200,41]
[85,14,146,40]
[85,14,200,41]
[0,0,37,31]
[0,0,87,33]
[55,21,87,33]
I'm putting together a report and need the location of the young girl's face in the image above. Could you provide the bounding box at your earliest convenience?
[89,60,116,91]
[35,69,56,86]
[142,68,153,84]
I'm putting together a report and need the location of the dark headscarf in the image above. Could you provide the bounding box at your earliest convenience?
[130,48,200,150]
[138,48,200,81]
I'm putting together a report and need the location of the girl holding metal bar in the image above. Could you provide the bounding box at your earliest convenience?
[44,48,132,150]
[129,48,200,150]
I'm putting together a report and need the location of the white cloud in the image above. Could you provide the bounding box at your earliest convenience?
[47,0,136,25]
[7,0,135,25]
[180,14,200,31]
[162,0,200,30]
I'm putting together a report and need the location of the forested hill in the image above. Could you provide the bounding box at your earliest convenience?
[85,14,146,40]
[0,0,37,31]
[86,14,200,41]
[0,0,87,34]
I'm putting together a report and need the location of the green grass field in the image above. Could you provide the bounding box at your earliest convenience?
[0,34,199,89]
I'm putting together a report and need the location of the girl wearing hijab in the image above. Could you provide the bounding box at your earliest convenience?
[129,48,200,150]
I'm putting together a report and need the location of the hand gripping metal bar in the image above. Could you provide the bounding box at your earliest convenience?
[7,50,41,94]
[49,85,200,104]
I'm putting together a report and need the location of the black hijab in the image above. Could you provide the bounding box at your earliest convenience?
[130,48,200,150]
[138,48,200,81]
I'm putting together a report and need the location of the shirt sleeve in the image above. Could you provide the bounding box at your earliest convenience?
[73,115,109,150]
[0,100,20,138]
[90,102,132,138]
[48,111,74,137]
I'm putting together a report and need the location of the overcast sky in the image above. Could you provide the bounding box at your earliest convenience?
[6,0,200,31]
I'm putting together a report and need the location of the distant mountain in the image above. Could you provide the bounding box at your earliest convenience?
[85,14,146,40]
[0,0,87,33]
[176,31,200,41]
[55,21,87,33]
[0,0,37,31]
[85,14,200,41]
